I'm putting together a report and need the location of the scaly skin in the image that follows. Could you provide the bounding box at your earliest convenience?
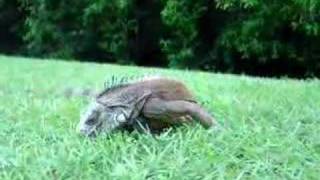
[102,77,217,132]
[78,76,217,136]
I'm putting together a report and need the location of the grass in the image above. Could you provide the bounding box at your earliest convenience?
[0,55,319,179]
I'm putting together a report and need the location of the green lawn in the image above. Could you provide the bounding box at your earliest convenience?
[0,55,319,179]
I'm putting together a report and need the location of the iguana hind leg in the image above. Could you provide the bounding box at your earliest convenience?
[142,98,216,128]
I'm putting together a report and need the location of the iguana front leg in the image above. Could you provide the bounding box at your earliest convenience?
[142,98,217,128]
[130,116,151,134]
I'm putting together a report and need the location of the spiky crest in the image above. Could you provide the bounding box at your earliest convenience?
[96,73,162,99]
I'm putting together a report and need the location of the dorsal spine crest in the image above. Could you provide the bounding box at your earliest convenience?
[99,73,162,98]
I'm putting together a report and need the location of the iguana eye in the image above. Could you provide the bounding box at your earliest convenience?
[107,106,116,110]
[86,118,96,125]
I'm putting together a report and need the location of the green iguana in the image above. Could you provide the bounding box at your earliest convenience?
[77,76,217,137]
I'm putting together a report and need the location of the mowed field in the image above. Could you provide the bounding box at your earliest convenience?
[0,55,319,179]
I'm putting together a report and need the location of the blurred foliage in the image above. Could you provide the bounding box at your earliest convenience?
[215,0,320,76]
[0,0,319,77]
[21,0,135,62]
[0,0,25,53]
[160,0,320,76]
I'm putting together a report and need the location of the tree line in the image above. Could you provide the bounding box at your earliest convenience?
[1,0,320,78]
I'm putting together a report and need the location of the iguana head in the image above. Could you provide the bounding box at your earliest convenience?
[77,101,127,137]
[77,76,152,137]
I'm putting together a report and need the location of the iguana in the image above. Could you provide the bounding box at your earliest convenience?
[77,76,217,137]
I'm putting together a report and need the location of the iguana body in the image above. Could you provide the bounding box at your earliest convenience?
[77,76,216,136]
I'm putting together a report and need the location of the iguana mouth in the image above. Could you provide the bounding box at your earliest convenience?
[83,121,103,137]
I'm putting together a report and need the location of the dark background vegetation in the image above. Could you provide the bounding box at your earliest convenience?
[1,0,320,78]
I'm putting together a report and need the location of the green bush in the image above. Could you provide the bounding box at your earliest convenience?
[160,0,207,68]
[0,0,25,54]
[22,0,135,62]
[216,0,320,71]
[160,0,320,76]
[2,0,320,77]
